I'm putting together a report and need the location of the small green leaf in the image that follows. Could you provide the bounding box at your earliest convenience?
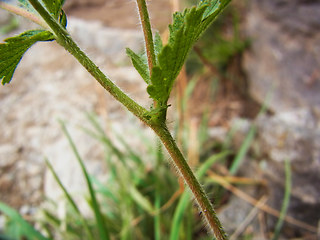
[59,9,67,28]
[147,0,231,107]
[42,0,67,27]
[0,29,54,85]
[199,0,220,20]
[42,0,65,18]
[154,32,163,62]
[147,66,169,105]
[126,48,150,84]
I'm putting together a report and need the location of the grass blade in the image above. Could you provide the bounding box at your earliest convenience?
[196,151,230,179]
[0,202,49,240]
[61,122,110,240]
[272,159,292,240]
[229,125,256,175]
[129,185,155,214]
[229,91,271,175]
[170,193,190,240]
[84,113,125,161]
[90,175,118,203]
[45,158,95,240]
[154,187,161,240]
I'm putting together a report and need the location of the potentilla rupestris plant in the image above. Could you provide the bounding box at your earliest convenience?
[0,0,231,239]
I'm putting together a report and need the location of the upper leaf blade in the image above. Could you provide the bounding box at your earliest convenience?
[41,0,67,27]
[199,0,221,20]
[147,0,231,107]
[0,29,54,85]
[126,48,150,84]
[42,0,65,18]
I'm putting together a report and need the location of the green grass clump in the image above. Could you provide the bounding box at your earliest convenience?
[0,114,229,240]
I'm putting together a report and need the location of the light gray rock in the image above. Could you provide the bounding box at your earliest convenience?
[218,159,263,237]
[256,109,320,234]
[227,109,320,236]
[0,16,150,211]
[244,0,320,114]
[0,9,12,25]
[66,18,144,64]
[256,109,320,205]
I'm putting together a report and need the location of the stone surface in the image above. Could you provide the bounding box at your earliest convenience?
[256,109,320,228]
[244,0,320,114]
[0,10,11,25]
[228,109,320,236]
[242,2,320,235]
[67,18,143,63]
[218,159,264,237]
[0,17,150,212]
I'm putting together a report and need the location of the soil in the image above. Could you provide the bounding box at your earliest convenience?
[64,0,173,31]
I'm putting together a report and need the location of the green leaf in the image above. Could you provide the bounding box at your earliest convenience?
[126,48,150,84]
[147,0,231,107]
[127,32,162,86]
[0,29,54,85]
[0,202,49,240]
[154,32,163,62]
[58,9,67,28]
[42,0,67,27]
[42,0,64,18]
[146,66,169,103]
[199,0,221,20]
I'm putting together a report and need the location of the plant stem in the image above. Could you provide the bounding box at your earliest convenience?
[27,0,228,238]
[135,0,156,74]
[135,0,165,120]
[27,0,149,123]
[152,123,228,240]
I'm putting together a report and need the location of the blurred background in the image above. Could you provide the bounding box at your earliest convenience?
[0,0,319,239]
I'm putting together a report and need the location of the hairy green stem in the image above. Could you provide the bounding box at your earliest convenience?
[27,0,228,238]
[152,124,228,240]
[135,0,166,121]
[135,0,156,73]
